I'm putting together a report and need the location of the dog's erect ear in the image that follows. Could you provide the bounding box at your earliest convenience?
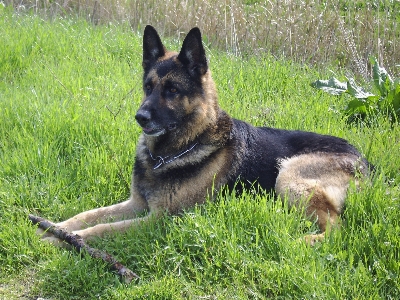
[142,25,166,71]
[177,27,208,77]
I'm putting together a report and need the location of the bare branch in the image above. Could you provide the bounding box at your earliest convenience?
[29,214,139,284]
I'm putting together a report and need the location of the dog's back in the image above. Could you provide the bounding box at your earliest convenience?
[227,119,368,192]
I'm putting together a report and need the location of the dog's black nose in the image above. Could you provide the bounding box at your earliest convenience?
[135,110,151,127]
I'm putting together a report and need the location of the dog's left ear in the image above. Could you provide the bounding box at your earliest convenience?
[177,27,208,77]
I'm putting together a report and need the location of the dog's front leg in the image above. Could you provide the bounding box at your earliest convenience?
[55,198,148,232]
[38,197,149,246]
[72,213,155,239]
[40,213,155,247]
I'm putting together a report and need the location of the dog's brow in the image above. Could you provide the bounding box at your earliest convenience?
[144,75,155,87]
[164,79,180,87]
[155,59,176,78]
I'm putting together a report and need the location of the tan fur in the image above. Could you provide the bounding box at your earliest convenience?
[275,152,365,244]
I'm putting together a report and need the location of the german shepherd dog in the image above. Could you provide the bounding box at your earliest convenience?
[40,25,369,246]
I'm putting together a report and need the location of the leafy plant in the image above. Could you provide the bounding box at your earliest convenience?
[311,58,400,123]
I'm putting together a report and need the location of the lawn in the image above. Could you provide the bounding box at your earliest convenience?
[0,9,399,300]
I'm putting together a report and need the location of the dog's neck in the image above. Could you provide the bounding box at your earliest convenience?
[147,141,199,170]
[143,109,233,166]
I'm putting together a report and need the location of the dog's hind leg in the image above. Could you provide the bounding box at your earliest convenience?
[275,153,362,245]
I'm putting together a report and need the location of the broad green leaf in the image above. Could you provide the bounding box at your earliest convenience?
[344,99,368,119]
[378,92,393,110]
[310,77,347,95]
[371,57,393,96]
[345,99,366,111]
[366,94,380,104]
[392,83,400,114]
[346,78,375,99]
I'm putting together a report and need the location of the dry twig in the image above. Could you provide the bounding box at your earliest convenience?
[29,214,139,283]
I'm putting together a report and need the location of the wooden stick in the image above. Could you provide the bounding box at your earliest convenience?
[29,214,139,283]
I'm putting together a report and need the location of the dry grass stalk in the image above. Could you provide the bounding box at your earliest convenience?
[6,0,399,79]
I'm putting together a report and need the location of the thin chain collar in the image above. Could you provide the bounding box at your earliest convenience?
[148,142,199,170]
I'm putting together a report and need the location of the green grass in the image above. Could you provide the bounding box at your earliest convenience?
[1,11,400,299]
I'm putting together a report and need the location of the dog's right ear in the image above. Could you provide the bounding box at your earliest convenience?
[142,25,166,72]
[177,27,207,77]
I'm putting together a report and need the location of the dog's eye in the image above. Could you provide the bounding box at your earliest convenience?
[169,87,177,94]
[144,84,152,95]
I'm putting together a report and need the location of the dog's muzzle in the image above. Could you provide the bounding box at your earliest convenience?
[135,110,167,136]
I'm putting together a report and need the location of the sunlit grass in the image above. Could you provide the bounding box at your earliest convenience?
[1,12,399,299]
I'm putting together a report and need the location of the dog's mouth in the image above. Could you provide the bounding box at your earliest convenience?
[142,126,166,137]
[141,123,177,137]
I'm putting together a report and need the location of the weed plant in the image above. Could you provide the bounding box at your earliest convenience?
[1,11,400,299]
[311,57,400,124]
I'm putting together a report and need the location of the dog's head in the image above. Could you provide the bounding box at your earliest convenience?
[136,26,219,152]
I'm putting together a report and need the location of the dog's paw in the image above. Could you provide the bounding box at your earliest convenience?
[35,226,57,240]
[71,228,97,241]
[41,235,73,249]
[303,233,325,246]
[34,222,75,249]
[35,227,47,237]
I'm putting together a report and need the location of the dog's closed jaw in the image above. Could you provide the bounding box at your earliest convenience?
[135,107,167,137]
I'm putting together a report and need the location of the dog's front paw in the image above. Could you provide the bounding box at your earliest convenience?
[34,221,78,249]
[35,226,58,241]
[41,235,73,249]
[35,227,47,237]
[71,228,98,241]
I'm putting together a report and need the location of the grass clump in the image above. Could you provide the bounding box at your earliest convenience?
[1,12,400,299]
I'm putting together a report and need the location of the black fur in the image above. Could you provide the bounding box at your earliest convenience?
[226,120,367,191]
